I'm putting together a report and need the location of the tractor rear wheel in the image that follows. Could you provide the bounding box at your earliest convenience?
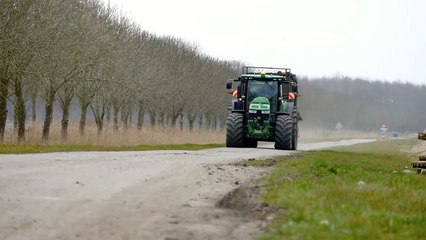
[291,113,298,150]
[226,113,244,147]
[275,115,292,150]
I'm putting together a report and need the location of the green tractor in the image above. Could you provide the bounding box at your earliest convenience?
[225,66,301,150]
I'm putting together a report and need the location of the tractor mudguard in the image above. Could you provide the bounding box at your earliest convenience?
[278,101,302,120]
[296,112,303,121]
[231,99,245,112]
[278,101,294,115]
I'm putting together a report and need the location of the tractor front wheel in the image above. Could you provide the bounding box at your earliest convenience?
[226,113,244,147]
[275,115,292,150]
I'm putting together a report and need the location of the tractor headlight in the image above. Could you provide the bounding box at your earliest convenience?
[261,110,270,114]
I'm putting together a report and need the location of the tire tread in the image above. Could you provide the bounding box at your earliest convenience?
[226,113,244,147]
[275,115,292,150]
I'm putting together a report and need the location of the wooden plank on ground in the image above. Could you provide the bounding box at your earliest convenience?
[412,161,426,168]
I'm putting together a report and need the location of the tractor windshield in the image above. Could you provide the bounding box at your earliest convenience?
[247,80,278,112]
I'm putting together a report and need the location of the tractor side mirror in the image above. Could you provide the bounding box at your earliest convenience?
[281,82,291,99]
[292,82,298,92]
[226,80,232,90]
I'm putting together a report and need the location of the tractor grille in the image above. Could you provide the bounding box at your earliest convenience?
[248,111,269,127]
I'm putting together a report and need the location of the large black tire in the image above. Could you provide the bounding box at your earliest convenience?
[226,113,244,147]
[274,115,292,150]
[291,113,298,150]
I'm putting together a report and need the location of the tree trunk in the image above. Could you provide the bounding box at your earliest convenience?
[122,110,129,130]
[14,78,26,143]
[60,100,71,142]
[187,113,196,132]
[91,105,105,136]
[205,113,212,129]
[97,120,103,135]
[170,113,179,128]
[31,94,37,123]
[158,112,165,126]
[137,103,144,130]
[121,107,130,129]
[198,115,203,129]
[106,106,110,122]
[42,88,55,142]
[0,76,9,142]
[179,112,184,131]
[213,116,218,130]
[206,118,212,129]
[113,106,119,131]
[148,110,156,128]
[79,103,89,136]
[13,106,18,131]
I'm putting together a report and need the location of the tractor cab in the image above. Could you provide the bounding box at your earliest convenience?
[247,79,278,113]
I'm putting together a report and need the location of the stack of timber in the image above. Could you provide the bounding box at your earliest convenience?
[412,133,426,173]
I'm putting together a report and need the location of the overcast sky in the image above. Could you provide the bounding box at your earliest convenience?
[102,0,426,85]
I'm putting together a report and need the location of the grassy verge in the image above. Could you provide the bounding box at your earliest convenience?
[332,139,417,155]
[0,143,224,154]
[259,140,426,239]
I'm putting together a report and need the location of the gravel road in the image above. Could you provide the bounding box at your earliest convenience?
[0,139,374,240]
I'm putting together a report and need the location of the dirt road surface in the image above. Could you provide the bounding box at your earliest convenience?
[0,139,374,240]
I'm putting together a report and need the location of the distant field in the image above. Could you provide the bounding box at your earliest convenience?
[258,139,426,239]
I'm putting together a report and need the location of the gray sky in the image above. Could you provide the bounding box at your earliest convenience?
[103,0,426,85]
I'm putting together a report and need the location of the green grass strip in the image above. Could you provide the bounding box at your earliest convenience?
[0,143,224,154]
[261,140,426,239]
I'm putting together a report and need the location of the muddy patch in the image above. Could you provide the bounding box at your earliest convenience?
[218,184,279,219]
[216,178,281,234]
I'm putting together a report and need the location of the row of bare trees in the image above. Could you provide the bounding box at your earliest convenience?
[0,0,241,143]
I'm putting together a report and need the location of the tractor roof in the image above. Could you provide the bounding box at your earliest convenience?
[239,74,286,81]
[232,66,296,82]
[242,66,291,74]
[241,74,285,80]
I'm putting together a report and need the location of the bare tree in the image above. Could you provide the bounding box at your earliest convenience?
[0,0,39,142]
[57,81,74,141]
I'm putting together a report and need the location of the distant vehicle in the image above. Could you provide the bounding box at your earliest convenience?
[225,66,301,150]
[391,132,399,138]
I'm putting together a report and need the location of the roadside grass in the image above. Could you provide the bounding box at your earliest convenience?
[259,140,426,239]
[0,121,225,153]
[2,121,225,146]
[0,143,224,154]
[332,139,417,155]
